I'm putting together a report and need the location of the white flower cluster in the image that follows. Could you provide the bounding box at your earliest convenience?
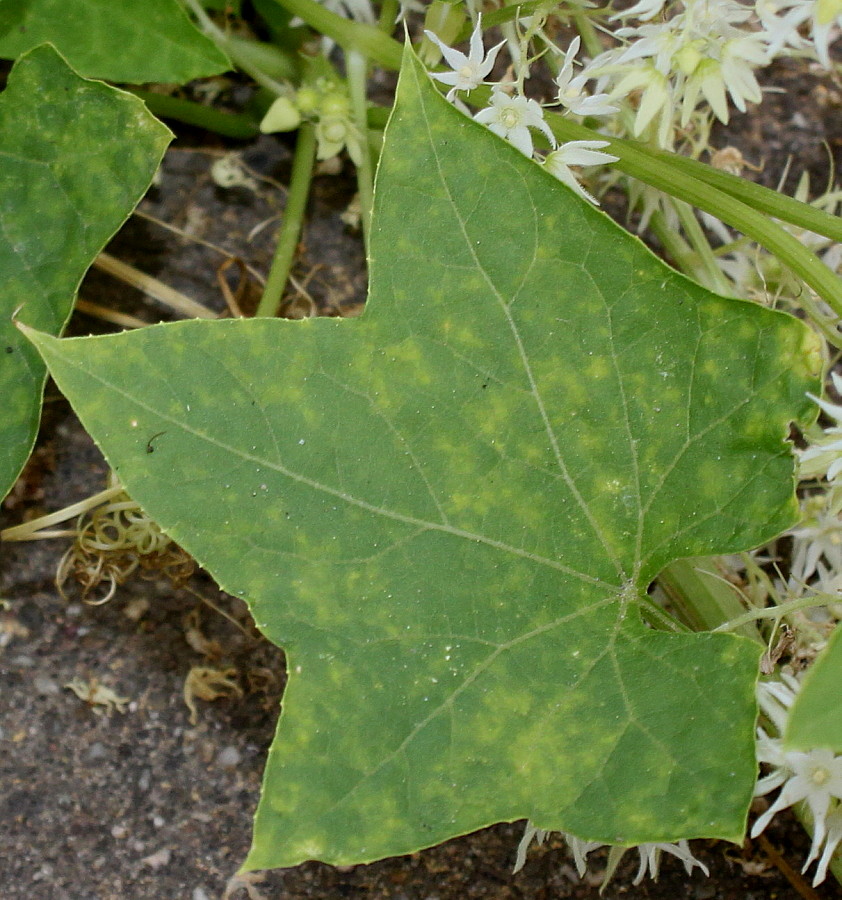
[425,0,841,172]
[589,0,769,148]
[759,0,842,68]
[786,373,842,600]
[754,674,842,886]
[424,18,617,203]
[514,822,710,885]
[800,373,842,488]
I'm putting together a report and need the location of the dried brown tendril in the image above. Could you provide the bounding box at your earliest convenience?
[56,491,194,604]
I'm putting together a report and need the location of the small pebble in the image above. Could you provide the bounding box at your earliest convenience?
[32,864,53,881]
[34,675,60,696]
[141,848,171,869]
[217,745,241,769]
[87,742,108,761]
[111,825,128,839]
[193,888,211,900]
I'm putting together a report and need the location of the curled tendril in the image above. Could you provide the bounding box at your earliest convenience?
[56,490,194,604]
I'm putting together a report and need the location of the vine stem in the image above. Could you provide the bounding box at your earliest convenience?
[378,0,398,31]
[713,591,842,633]
[266,0,402,68]
[181,0,293,95]
[649,209,698,276]
[672,200,732,294]
[128,90,260,139]
[1,486,125,542]
[543,115,842,318]
[256,122,317,318]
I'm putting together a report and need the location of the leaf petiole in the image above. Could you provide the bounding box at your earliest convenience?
[255,122,317,317]
[129,89,261,139]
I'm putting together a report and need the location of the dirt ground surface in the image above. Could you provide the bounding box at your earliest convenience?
[2,53,842,900]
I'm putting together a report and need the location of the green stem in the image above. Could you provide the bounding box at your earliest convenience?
[542,115,842,318]
[182,0,293,95]
[268,0,402,68]
[223,33,299,82]
[649,209,698,275]
[128,90,260,139]
[378,0,398,32]
[346,50,374,248]
[673,199,732,294]
[712,592,841,633]
[256,123,317,318]
[1,486,125,542]
[654,151,842,244]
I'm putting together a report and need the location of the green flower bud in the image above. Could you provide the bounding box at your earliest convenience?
[296,86,321,116]
[320,93,351,118]
[259,96,302,134]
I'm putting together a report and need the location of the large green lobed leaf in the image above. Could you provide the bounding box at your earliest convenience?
[0,0,229,83]
[785,625,842,753]
[0,45,170,502]
[27,50,820,866]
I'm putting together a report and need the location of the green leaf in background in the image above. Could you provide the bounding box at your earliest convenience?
[26,49,820,866]
[785,626,842,753]
[0,0,230,83]
[0,45,170,502]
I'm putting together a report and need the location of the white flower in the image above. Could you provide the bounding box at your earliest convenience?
[514,824,708,885]
[630,841,710,883]
[752,746,842,848]
[612,61,674,145]
[425,15,505,100]
[601,840,708,887]
[807,806,842,886]
[800,372,842,484]
[788,494,842,586]
[754,675,842,884]
[719,35,768,112]
[584,0,771,147]
[565,832,604,876]
[514,822,548,873]
[759,0,842,67]
[757,0,812,54]
[554,37,619,117]
[757,672,800,732]
[809,0,842,67]
[473,86,556,157]
[611,0,669,19]
[543,141,618,204]
[676,29,768,125]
